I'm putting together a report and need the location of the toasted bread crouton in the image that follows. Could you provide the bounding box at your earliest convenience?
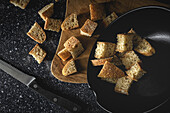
[27,22,46,44]
[128,28,142,45]
[91,55,122,66]
[80,19,98,37]
[61,13,79,31]
[10,0,30,9]
[38,3,54,21]
[114,76,133,95]
[112,55,122,66]
[64,36,84,59]
[94,41,116,59]
[91,57,113,66]
[121,51,141,69]
[57,48,71,61]
[98,61,125,83]
[116,33,134,53]
[29,44,46,64]
[103,11,118,27]
[134,39,155,56]
[44,18,62,32]
[126,62,146,81]
[62,59,77,76]
[89,3,106,21]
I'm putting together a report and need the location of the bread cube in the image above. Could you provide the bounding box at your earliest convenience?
[98,61,125,83]
[126,62,146,81]
[57,48,71,61]
[128,28,142,45]
[94,41,116,59]
[61,13,79,30]
[91,57,113,66]
[89,3,106,21]
[27,22,46,44]
[103,11,118,27]
[10,0,30,9]
[121,51,141,69]
[38,3,54,21]
[64,36,84,58]
[62,59,77,76]
[114,76,133,95]
[44,18,62,32]
[29,44,46,64]
[134,39,155,56]
[116,33,133,53]
[80,19,98,37]
[112,55,122,66]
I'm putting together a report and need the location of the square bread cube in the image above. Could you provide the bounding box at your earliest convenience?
[134,39,155,56]
[112,55,122,66]
[91,55,122,66]
[64,36,84,59]
[10,0,30,9]
[57,48,71,61]
[126,62,146,81]
[121,51,141,69]
[29,44,46,64]
[38,3,54,21]
[116,33,134,53]
[103,11,118,27]
[80,19,98,37]
[98,61,125,83]
[27,22,46,44]
[114,76,133,95]
[62,59,77,76]
[61,13,79,31]
[91,57,113,66]
[94,41,116,59]
[89,3,106,21]
[128,28,142,45]
[44,18,62,32]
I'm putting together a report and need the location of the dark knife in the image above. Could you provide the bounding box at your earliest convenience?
[0,59,81,113]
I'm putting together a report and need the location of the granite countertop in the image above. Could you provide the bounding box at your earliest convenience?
[0,0,170,113]
[0,0,106,113]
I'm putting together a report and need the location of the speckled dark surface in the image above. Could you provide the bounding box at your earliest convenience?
[0,0,106,113]
[0,0,170,113]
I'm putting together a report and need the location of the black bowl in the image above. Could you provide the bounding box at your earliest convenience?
[87,6,170,113]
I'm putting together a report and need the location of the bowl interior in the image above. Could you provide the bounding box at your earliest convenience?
[87,6,170,113]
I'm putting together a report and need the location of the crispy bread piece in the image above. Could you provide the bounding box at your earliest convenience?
[38,3,54,21]
[29,44,46,64]
[126,62,146,81]
[44,18,62,32]
[27,22,46,44]
[62,59,77,76]
[89,3,106,21]
[64,36,84,58]
[10,0,30,9]
[114,76,133,95]
[121,51,141,69]
[91,57,113,66]
[98,61,125,83]
[103,11,118,27]
[91,55,122,66]
[94,41,116,59]
[61,13,79,30]
[80,19,98,37]
[128,28,142,45]
[116,33,134,53]
[57,48,71,61]
[134,39,155,56]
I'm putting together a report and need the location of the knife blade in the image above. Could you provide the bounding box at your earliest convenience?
[0,59,81,113]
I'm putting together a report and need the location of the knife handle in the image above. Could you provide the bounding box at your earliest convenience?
[29,80,81,113]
